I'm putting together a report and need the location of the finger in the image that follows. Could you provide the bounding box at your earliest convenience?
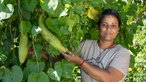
[66,49,74,56]
[60,51,70,58]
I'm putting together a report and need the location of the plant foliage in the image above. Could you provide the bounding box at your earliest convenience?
[0,0,145,82]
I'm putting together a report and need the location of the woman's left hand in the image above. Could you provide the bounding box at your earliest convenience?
[60,49,83,65]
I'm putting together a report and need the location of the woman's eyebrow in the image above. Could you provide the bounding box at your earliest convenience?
[101,22,108,24]
[112,23,118,25]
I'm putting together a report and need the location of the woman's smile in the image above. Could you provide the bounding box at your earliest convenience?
[100,15,119,41]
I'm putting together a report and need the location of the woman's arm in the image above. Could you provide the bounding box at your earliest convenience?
[61,50,124,82]
[81,61,124,82]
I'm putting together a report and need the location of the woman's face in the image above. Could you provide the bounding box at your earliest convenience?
[99,15,119,41]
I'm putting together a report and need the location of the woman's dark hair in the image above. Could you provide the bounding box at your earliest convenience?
[98,9,121,27]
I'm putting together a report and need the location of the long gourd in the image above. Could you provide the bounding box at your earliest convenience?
[19,34,28,65]
[38,14,66,52]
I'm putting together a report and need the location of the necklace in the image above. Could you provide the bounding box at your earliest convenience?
[99,48,104,56]
[99,48,104,53]
[98,40,116,56]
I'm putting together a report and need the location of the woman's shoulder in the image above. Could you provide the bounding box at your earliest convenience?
[115,44,131,54]
[81,39,97,44]
[79,40,97,49]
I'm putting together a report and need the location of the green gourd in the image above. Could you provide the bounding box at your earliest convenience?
[18,34,28,65]
[38,14,66,52]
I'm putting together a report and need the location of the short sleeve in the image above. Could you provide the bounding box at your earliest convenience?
[109,48,131,76]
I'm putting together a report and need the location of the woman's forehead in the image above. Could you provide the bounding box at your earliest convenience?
[101,15,119,24]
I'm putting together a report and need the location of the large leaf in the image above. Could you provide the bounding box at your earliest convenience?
[28,71,49,82]
[65,14,80,32]
[61,59,75,78]
[46,18,61,35]
[47,61,62,81]
[87,6,98,20]
[0,53,7,62]
[46,45,60,57]
[31,26,41,35]
[21,9,32,20]
[19,20,31,34]
[23,60,45,81]
[71,0,82,3]
[26,59,45,73]
[3,68,12,82]
[2,65,23,82]
[11,65,23,82]
[62,0,71,4]
[0,69,3,79]
[71,6,84,14]
[66,17,75,32]
[0,2,14,20]
[89,28,99,40]
[60,25,70,35]
[40,0,58,14]
[21,0,37,12]
[59,8,68,17]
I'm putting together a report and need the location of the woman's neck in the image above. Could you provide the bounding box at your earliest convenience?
[98,39,116,50]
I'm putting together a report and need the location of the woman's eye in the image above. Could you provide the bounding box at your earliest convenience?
[112,25,117,28]
[101,24,108,27]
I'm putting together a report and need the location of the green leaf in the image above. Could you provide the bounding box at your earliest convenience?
[127,16,134,25]
[47,61,62,81]
[21,0,37,12]
[72,6,83,14]
[61,59,75,78]
[23,61,46,81]
[48,68,60,81]
[71,14,80,24]
[54,62,63,80]
[59,8,68,17]
[62,0,71,4]
[0,53,7,62]
[31,26,41,35]
[40,0,58,14]
[26,59,45,73]
[3,68,12,82]
[89,28,99,40]
[61,78,75,82]
[91,0,99,7]
[0,0,4,4]
[46,45,60,57]
[60,26,70,35]
[136,19,144,26]
[71,0,82,3]
[0,3,14,20]
[28,72,38,82]
[129,55,135,68]
[46,18,61,35]
[28,71,49,82]
[76,28,84,40]
[65,14,80,32]
[0,21,4,29]
[11,65,23,82]
[0,69,4,80]
[19,20,31,34]
[34,43,42,59]
[66,18,75,32]
[21,8,32,20]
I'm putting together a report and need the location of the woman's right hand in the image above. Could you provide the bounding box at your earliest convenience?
[60,49,83,65]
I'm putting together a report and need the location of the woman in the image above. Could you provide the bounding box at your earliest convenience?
[61,9,130,82]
